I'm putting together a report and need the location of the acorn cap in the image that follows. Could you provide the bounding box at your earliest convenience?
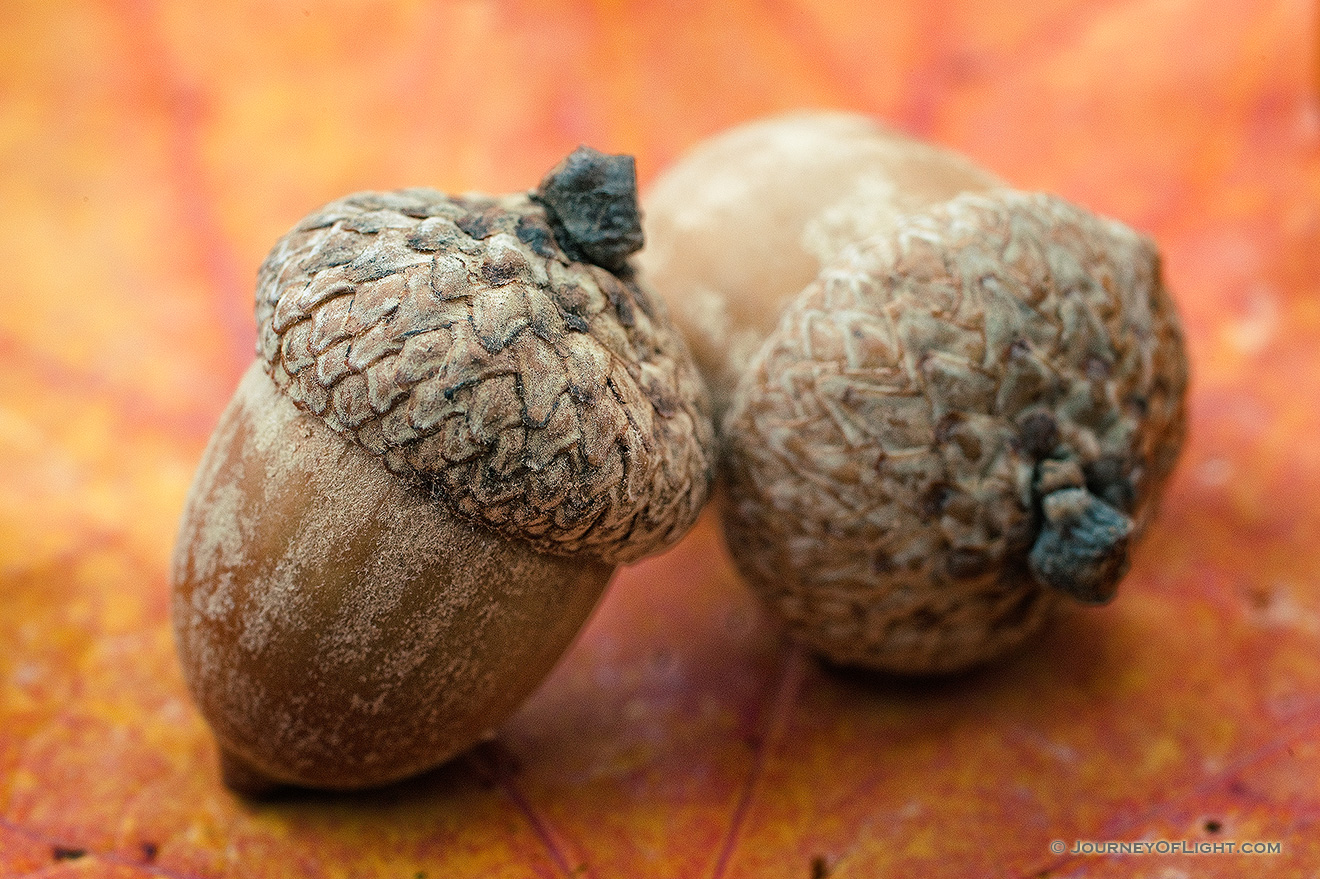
[722,191,1188,672]
[636,111,1003,419]
[253,151,713,565]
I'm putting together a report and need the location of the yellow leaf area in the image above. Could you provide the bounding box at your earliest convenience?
[2,1,1319,877]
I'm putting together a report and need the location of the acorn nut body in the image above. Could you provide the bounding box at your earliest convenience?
[639,113,1189,674]
[172,149,715,792]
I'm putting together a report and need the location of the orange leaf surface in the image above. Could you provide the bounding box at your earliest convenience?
[3,1,1320,876]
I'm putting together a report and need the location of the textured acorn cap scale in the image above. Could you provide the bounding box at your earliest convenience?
[172,148,715,792]
[639,111,1003,418]
[639,113,1189,674]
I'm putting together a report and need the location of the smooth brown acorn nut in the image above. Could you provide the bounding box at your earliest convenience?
[638,112,1189,674]
[172,147,715,793]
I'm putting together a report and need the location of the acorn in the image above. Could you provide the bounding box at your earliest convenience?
[171,147,714,793]
[638,113,1189,674]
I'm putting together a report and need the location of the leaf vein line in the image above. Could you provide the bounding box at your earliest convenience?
[471,742,595,879]
[709,642,808,879]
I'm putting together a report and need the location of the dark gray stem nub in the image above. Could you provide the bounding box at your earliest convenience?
[533,145,644,273]
[1028,487,1133,605]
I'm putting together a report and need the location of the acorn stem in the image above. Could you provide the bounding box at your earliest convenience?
[533,146,644,272]
[1028,486,1133,604]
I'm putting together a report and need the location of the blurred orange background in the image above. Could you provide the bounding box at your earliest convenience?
[2,1,1319,876]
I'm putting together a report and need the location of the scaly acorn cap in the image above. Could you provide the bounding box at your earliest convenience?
[722,191,1188,672]
[253,148,714,565]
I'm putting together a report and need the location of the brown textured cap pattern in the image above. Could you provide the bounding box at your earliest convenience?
[721,191,1188,673]
[254,188,714,565]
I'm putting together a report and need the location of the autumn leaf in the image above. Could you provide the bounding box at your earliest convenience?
[3,1,1319,877]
